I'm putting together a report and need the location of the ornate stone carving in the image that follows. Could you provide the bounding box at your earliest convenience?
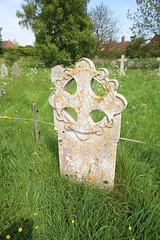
[49,58,127,187]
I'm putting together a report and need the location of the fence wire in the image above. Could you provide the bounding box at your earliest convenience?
[0,116,160,147]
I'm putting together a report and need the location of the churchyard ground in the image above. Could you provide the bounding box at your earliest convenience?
[0,57,159,240]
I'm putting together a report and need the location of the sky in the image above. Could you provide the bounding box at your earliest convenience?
[0,0,138,46]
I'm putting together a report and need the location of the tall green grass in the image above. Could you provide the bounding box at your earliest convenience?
[0,58,159,239]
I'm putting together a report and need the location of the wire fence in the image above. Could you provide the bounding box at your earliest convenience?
[0,115,160,147]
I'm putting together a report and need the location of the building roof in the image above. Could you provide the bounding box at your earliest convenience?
[0,40,17,48]
[150,35,160,43]
[108,41,131,51]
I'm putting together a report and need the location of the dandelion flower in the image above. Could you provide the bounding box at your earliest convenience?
[6,235,11,239]
[18,227,22,232]
[34,213,37,216]
[35,226,39,230]
[48,129,50,131]
[129,226,132,230]
[141,190,143,193]
[72,220,75,224]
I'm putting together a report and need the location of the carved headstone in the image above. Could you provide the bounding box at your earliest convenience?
[12,62,20,76]
[51,66,64,83]
[1,64,8,76]
[128,61,134,67]
[118,55,127,75]
[49,58,127,187]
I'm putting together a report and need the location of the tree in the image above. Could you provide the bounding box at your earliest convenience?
[16,0,96,65]
[127,0,160,37]
[13,39,19,47]
[89,3,119,55]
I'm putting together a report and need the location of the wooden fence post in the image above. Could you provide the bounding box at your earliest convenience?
[33,103,39,142]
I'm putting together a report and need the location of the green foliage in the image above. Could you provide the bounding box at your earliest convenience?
[16,0,96,65]
[126,38,160,58]
[17,46,36,57]
[1,47,37,65]
[0,57,159,239]
[3,48,20,65]
[127,0,160,37]
[99,49,126,59]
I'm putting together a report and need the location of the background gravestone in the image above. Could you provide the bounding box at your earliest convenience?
[128,61,134,67]
[49,58,127,187]
[1,64,8,76]
[12,62,20,76]
[51,65,64,83]
[136,62,143,69]
[111,60,116,66]
[118,55,127,75]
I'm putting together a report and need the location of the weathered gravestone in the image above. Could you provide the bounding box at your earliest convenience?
[1,64,8,76]
[49,58,127,187]
[12,62,20,76]
[128,61,134,67]
[136,62,143,69]
[118,55,127,75]
[51,65,64,83]
[111,60,116,66]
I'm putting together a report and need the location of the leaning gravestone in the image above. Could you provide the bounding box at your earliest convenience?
[51,65,64,83]
[1,64,8,76]
[12,62,20,76]
[49,57,127,187]
[128,61,134,67]
[118,55,127,75]
[136,62,143,69]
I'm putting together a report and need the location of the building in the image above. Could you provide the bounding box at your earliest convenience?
[108,35,137,51]
[100,34,160,53]
[0,40,17,48]
[150,35,160,43]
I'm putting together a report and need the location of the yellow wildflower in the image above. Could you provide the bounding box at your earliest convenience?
[18,227,22,232]
[6,235,11,239]
[35,226,39,230]
[72,220,75,224]
[129,226,132,230]
[34,213,37,216]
